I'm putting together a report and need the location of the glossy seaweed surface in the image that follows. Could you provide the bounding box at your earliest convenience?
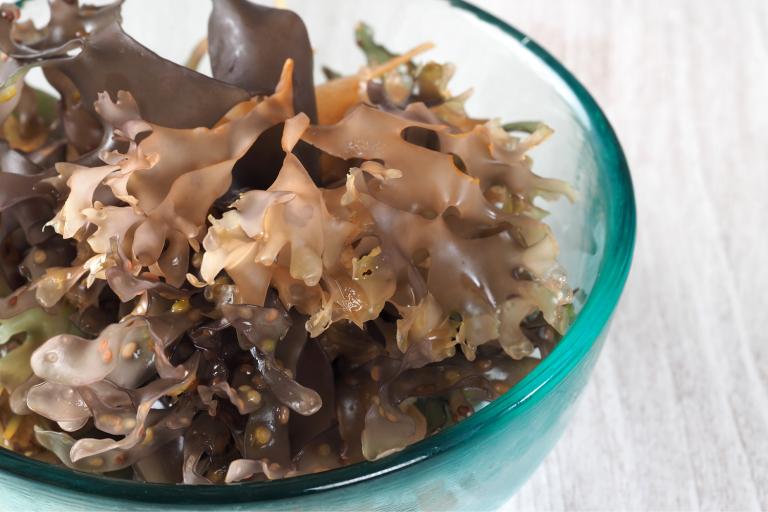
[0,0,634,509]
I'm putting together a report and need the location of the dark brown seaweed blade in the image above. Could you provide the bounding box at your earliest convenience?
[0,142,58,253]
[1,0,251,153]
[0,154,48,211]
[0,11,81,61]
[208,0,317,123]
[42,0,124,47]
[5,0,124,52]
[0,1,116,162]
[289,339,336,454]
[208,0,319,189]
[50,22,249,129]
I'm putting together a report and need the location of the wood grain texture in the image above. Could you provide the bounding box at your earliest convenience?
[464,1,768,510]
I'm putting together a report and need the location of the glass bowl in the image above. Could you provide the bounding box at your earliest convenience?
[0,0,635,509]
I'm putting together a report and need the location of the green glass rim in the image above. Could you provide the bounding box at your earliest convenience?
[0,0,636,504]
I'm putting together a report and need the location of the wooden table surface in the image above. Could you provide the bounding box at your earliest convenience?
[467,1,768,510]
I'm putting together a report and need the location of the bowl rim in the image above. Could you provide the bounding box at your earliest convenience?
[0,0,636,504]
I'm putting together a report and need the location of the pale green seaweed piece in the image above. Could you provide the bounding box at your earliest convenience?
[0,306,80,392]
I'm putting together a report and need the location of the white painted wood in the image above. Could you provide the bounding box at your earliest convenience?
[468,1,768,510]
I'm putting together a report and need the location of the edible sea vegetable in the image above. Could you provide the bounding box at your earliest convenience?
[0,139,57,258]
[0,1,249,130]
[354,23,465,111]
[209,0,317,123]
[0,0,577,484]
[2,85,59,154]
[0,306,79,392]
[315,36,435,125]
[0,1,119,128]
[0,304,78,452]
[502,121,546,134]
[355,22,399,67]
[321,66,342,81]
[46,62,294,288]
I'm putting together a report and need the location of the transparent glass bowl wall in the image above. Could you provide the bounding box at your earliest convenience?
[0,1,635,510]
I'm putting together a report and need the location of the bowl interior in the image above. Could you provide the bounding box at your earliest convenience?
[5,0,635,503]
